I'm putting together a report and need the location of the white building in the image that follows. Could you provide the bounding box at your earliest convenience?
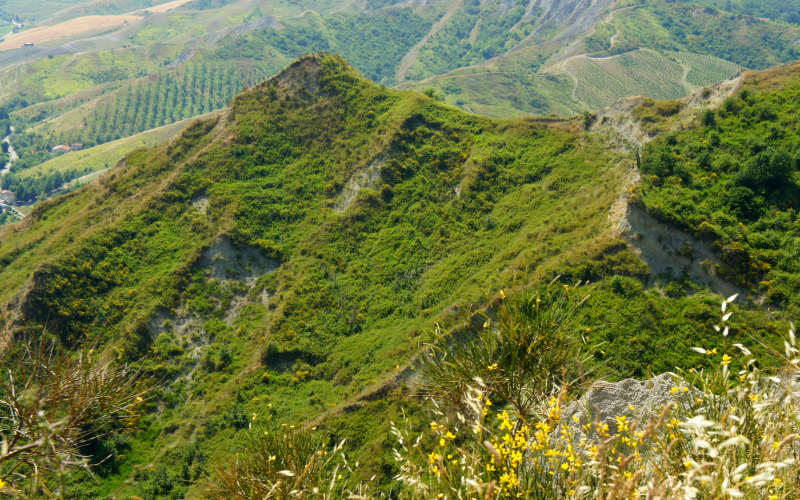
[1,190,15,204]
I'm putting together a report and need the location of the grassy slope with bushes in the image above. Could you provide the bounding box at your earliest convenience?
[0,53,627,496]
[638,63,800,316]
[0,54,794,496]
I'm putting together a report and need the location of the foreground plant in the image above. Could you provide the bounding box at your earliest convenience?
[419,282,591,419]
[206,427,372,499]
[394,293,800,499]
[0,337,148,497]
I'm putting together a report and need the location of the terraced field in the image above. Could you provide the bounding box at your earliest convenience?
[667,51,742,87]
[556,48,741,111]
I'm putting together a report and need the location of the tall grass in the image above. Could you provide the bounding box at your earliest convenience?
[209,291,799,499]
[392,293,800,498]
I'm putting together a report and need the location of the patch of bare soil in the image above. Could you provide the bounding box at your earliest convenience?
[0,15,140,51]
[599,73,748,297]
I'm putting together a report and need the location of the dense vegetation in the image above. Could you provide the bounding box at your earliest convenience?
[214,8,432,85]
[0,54,794,496]
[638,70,800,316]
[405,0,537,81]
[1,166,91,202]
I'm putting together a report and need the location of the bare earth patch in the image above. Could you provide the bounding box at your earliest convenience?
[0,0,197,52]
[140,0,198,14]
[0,15,140,51]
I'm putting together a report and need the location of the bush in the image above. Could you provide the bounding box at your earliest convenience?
[418,283,590,418]
[392,295,800,499]
[701,109,716,127]
[737,148,794,192]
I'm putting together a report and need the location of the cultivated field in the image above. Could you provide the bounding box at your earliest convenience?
[0,15,140,51]
[141,0,198,14]
[0,0,197,52]
[561,48,741,110]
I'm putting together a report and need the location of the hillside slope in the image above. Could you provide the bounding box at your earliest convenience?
[403,0,800,117]
[0,0,799,215]
[0,53,631,496]
[0,54,795,497]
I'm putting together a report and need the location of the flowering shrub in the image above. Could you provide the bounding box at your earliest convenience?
[393,294,800,499]
[210,293,799,499]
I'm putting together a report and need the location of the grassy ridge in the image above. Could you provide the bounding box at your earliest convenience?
[0,54,628,495]
[0,54,793,496]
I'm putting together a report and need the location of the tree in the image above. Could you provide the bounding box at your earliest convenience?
[737,148,794,191]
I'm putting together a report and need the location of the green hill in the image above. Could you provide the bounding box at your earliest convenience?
[636,63,800,316]
[407,0,800,117]
[1,0,800,209]
[0,53,796,496]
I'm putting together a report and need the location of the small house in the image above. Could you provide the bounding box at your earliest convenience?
[51,145,71,153]
[70,143,84,151]
[1,190,15,204]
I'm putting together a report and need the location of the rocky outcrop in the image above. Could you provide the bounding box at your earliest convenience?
[564,373,685,431]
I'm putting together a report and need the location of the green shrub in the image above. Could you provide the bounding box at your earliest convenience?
[419,283,590,418]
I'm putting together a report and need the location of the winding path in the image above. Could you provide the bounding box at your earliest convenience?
[1,126,17,176]
[558,55,582,102]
